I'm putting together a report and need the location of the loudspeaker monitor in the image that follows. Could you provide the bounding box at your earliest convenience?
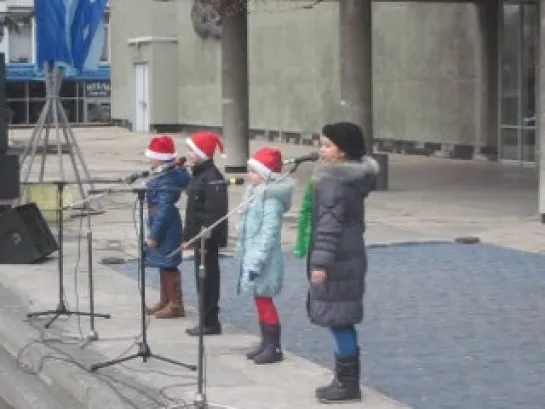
[0,203,58,264]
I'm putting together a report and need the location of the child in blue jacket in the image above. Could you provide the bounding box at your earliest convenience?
[144,135,191,319]
[236,147,294,364]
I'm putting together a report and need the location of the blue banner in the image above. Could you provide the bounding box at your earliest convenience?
[70,0,108,73]
[34,0,73,71]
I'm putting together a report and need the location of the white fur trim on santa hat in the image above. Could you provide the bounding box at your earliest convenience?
[248,158,280,180]
[185,138,208,160]
[145,149,177,161]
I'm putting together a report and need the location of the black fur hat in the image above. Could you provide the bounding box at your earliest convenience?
[321,122,367,160]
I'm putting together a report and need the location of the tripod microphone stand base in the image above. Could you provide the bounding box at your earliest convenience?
[26,301,111,329]
[89,341,197,372]
[79,330,99,349]
[170,401,238,409]
[88,186,196,374]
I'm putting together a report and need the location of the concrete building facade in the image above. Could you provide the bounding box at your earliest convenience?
[109,0,545,218]
[111,1,489,154]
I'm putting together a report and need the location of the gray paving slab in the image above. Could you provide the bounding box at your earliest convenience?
[2,126,544,409]
[0,237,409,409]
[113,242,545,409]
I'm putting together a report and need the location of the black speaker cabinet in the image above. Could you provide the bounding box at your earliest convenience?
[0,203,58,264]
[0,153,20,199]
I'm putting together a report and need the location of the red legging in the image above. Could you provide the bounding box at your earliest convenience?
[254,296,279,326]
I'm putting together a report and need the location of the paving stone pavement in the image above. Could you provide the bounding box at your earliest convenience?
[6,126,545,408]
[113,242,545,409]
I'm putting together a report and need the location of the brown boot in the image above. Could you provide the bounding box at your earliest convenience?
[155,270,185,319]
[147,270,167,315]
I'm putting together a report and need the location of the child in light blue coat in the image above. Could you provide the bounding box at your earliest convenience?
[236,147,295,365]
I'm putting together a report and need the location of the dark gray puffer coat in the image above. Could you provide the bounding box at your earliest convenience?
[307,156,379,328]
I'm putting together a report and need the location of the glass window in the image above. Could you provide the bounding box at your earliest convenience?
[521,4,536,127]
[86,102,110,123]
[8,18,33,63]
[6,82,27,99]
[500,5,520,127]
[61,99,78,123]
[29,100,45,123]
[500,128,519,161]
[28,82,46,99]
[7,100,27,124]
[499,3,537,163]
[78,99,85,123]
[59,81,77,98]
[521,128,535,162]
[101,14,110,62]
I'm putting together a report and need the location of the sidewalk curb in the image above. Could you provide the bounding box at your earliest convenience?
[0,283,167,409]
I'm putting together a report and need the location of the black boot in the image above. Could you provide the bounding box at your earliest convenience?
[246,322,264,360]
[186,322,222,336]
[252,324,283,365]
[315,353,362,404]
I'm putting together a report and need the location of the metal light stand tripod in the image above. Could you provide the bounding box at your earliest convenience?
[26,181,111,328]
[88,186,196,373]
[175,161,304,409]
[79,203,112,348]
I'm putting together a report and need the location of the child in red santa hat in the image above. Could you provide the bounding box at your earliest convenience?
[144,135,191,319]
[236,147,295,364]
[183,131,228,336]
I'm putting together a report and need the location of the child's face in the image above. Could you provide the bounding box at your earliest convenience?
[247,169,263,186]
[149,159,162,169]
[319,136,346,163]
[187,151,201,165]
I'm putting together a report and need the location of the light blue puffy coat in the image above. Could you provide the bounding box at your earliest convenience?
[236,178,295,297]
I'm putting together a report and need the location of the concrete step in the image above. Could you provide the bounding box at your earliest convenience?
[0,343,85,409]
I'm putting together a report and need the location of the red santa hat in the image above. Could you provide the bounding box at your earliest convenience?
[185,131,226,160]
[145,135,177,161]
[248,147,283,179]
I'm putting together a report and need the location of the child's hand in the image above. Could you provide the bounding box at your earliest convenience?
[146,238,158,248]
[182,242,192,250]
[311,270,327,284]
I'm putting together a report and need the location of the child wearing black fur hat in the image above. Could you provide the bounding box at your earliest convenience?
[294,121,379,403]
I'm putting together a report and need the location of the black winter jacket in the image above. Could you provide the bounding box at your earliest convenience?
[183,160,228,247]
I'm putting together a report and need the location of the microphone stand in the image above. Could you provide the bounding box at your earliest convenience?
[179,160,307,409]
[24,181,111,328]
[79,206,110,348]
[88,186,196,373]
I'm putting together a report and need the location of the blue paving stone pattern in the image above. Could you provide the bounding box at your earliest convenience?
[113,243,545,409]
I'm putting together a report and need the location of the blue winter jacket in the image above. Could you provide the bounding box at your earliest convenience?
[145,167,191,269]
[236,178,295,297]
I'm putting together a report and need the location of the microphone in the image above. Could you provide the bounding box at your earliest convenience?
[208,177,245,186]
[283,152,320,165]
[123,157,187,184]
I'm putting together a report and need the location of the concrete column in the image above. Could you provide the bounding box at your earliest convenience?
[339,0,373,148]
[539,0,545,222]
[221,1,249,173]
[476,0,500,159]
[339,0,389,190]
